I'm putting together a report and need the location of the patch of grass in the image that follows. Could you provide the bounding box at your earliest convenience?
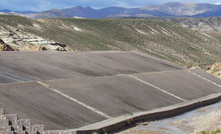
[200,128,221,134]
[124,113,133,117]
[216,128,221,133]
[201,131,207,134]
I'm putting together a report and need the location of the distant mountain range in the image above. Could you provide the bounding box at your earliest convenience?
[1,2,221,19]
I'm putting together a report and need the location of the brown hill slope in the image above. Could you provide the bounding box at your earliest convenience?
[0,15,221,69]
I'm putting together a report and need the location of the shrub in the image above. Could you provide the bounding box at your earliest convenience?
[201,131,206,134]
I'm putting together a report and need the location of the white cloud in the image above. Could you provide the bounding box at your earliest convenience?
[38,1,51,11]
[214,2,221,5]
[115,1,129,7]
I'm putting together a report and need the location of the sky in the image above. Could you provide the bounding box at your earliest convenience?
[0,0,221,11]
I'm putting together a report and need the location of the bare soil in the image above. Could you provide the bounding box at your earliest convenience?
[117,102,221,134]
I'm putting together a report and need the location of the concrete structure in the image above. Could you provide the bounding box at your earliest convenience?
[0,51,221,133]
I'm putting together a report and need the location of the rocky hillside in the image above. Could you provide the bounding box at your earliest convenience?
[206,62,221,79]
[0,38,16,51]
[137,17,221,32]
[0,16,68,51]
[0,15,221,70]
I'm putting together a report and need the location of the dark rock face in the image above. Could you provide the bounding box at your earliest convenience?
[50,42,66,48]
[0,39,16,51]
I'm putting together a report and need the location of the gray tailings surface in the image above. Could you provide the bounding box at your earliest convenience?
[0,51,220,131]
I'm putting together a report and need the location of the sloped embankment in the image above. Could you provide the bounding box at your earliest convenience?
[1,51,221,133]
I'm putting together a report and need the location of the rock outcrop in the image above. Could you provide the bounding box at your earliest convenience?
[207,62,221,79]
[0,39,16,51]
[0,26,68,51]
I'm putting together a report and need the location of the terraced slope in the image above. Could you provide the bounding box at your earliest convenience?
[1,51,221,133]
[0,51,184,83]
[0,15,221,69]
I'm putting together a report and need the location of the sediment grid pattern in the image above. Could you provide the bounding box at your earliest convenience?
[0,51,221,133]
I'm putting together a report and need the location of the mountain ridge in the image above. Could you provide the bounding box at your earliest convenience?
[1,2,221,19]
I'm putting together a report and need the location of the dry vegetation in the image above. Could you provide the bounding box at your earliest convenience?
[0,15,221,69]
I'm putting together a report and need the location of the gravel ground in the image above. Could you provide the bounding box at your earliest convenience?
[116,101,221,134]
[189,109,221,133]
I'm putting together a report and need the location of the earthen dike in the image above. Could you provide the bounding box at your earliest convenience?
[0,51,221,134]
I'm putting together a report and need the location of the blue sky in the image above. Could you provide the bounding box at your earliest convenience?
[0,0,221,11]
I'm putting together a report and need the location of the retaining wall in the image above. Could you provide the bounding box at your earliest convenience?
[74,92,221,134]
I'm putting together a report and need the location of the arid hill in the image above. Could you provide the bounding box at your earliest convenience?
[0,15,221,70]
